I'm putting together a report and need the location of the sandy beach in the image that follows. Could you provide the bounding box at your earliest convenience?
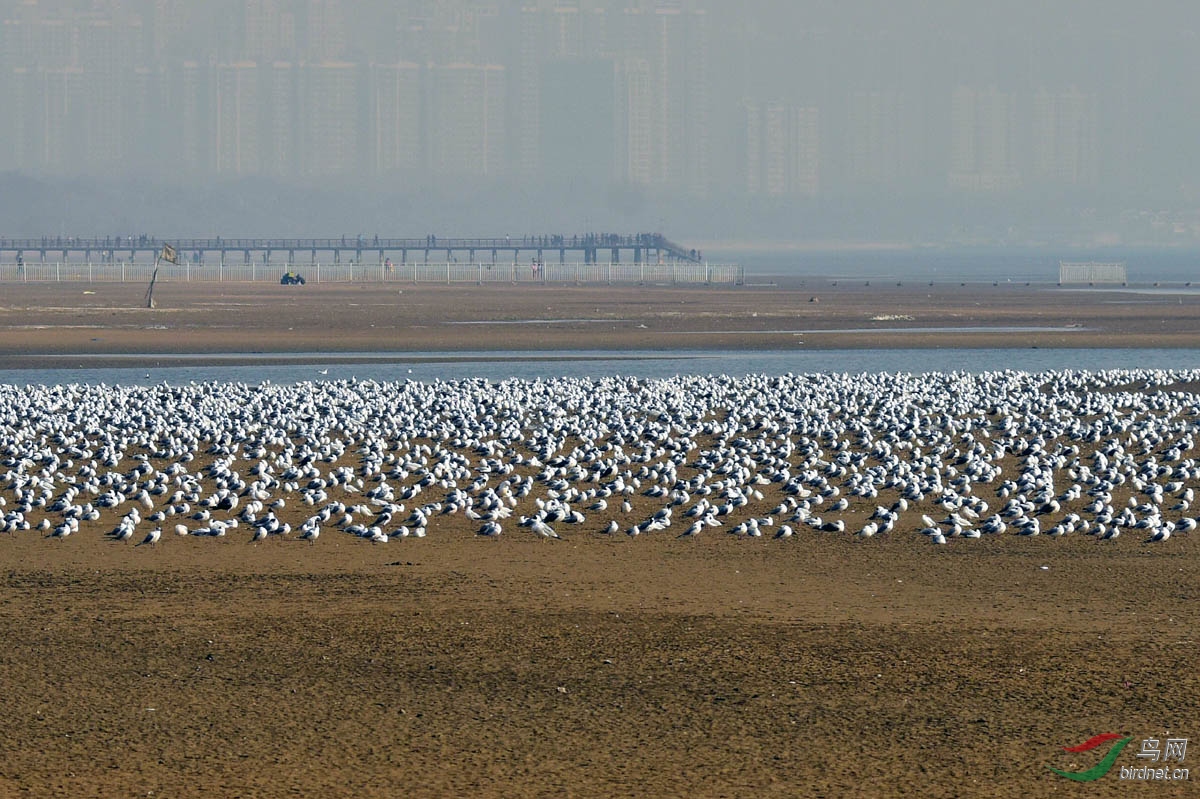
[0,282,1197,799]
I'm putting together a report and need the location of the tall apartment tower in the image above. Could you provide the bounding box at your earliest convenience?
[244,0,297,62]
[305,0,346,61]
[301,61,360,178]
[215,61,260,175]
[372,61,422,175]
[616,55,653,186]
[744,100,819,198]
[263,61,300,178]
[845,90,909,186]
[680,7,710,197]
[645,4,710,195]
[1031,86,1098,187]
[428,63,506,177]
[949,85,1021,191]
[38,66,85,173]
[168,60,215,175]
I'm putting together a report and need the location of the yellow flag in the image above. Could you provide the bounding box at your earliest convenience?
[160,244,179,265]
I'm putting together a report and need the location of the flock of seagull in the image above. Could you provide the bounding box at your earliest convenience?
[1,367,1199,550]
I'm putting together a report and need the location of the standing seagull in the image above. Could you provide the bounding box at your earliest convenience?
[137,527,162,547]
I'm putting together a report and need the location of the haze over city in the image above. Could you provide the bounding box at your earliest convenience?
[2,0,1199,246]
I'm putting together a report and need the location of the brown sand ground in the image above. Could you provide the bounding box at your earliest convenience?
[0,282,1198,798]
[0,280,1198,364]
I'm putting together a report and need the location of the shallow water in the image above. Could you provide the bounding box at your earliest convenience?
[4,347,1200,387]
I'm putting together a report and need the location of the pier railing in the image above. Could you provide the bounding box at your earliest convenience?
[0,233,707,264]
[0,261,743,286]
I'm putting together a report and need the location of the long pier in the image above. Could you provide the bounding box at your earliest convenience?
[0,233,706,267]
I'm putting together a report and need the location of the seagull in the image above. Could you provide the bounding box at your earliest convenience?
[137,528,162,547]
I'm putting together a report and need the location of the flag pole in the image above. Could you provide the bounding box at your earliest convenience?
[145,255,161,308]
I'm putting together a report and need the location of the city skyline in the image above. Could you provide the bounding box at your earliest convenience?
[1,0,1199,243]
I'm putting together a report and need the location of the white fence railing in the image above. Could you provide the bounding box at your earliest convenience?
[0,261,743,285]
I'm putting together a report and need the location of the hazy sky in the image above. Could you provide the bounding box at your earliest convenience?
[2,0,1199,245]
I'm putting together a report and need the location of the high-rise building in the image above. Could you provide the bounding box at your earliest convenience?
[167,60,215,175]
[428,62,506,177]
[845,90,908,186]
[743,100,762,196]
[948,85,1020,191]
[1031,86,1098,187]
[649,5,680,187]
[305,0,346,61]
[149,0,190,61]
[680,7,710,197]
[79,17,124,172]
[514,5,548,179]
[263,60,299,177]
[301,61,360,178]
[38,66,85,173]
[615,56,652,186]
[126,64,164,173]
[33,16,73,70]
[244,0,297,63]
[788,105,820,198]
[215,61,260,175]
[647,4,710,195]
[372,61,422,175]
[4,66,40,171]
[744,100,819,198]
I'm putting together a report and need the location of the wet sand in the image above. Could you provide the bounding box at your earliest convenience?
[0,280,1199,367]
[0,281,1197,798]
